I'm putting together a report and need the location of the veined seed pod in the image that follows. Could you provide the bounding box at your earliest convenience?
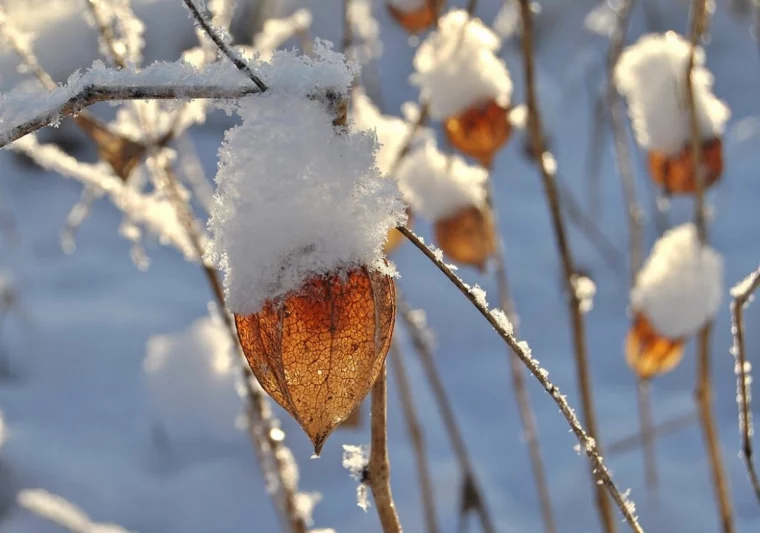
[235,267,396,454]
[647,138,723,194]
[387,0,437,35]
[626,311,685,380]
[434,204,496,271]
[445,99,511,167]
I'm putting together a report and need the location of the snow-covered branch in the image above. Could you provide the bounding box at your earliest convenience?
[0,60,260,148]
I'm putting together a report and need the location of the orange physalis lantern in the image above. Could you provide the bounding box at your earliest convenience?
[387,0,437,35]
[445,99,512,167]
[647,138,724,195]
[434,204,496,271]
[626,311,685,380]
[235,267,396,454]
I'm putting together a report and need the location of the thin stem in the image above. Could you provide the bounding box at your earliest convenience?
[368,364,403,533]
[161,166,307,533]
[516,1,616,531]
[181,0,268,92]
[85,0,128,69]
[484,174,556,533]
[398,225,644,532]
[636,381,658,488]
[607,0,657,491]
[396,292,497,533]
[389,340,439,533]
[686,2,734,531]
[0,82,260,148]
[731,265,760,504]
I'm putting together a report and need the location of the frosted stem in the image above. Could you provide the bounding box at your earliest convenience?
[731,265,760,505]
[398,225,644,532]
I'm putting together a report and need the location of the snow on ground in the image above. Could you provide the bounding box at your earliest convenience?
[0,0,759,532]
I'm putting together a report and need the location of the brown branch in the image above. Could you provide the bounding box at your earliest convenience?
[396,292,497,533]
[389,340,439,533]
[398,225,644,532]
[161,165,308,533]
[685,2,734,531]
[516,1,616,531]
[731,265,760,504]
[368,363,403,533]
[181,0,268,92]
[0,82,260,149]
[484,172,556,533]
[606,0,658,490]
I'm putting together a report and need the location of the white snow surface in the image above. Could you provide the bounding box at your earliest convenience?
[631,224,724,339]
[411,9,512,120]
[395,139,488,221]
[206,43,405,314]
[615,32,731,155]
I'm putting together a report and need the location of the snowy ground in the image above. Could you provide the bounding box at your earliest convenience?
[0,0,759,532]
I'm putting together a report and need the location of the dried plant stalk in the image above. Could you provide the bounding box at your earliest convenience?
[685,2,734,531]
[516,1,616,530]
[368,364,403,533]
[483,173,556,533]
[730,265,760,504]
[398,226,644,532]
[389,340,439,533]
[397,292,497,533]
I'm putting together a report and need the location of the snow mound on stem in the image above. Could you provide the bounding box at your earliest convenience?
[631,223,723,339]
[206,42,405,314]
[411,9,512,120]
[615,32,730,156]
[396,140,487,221]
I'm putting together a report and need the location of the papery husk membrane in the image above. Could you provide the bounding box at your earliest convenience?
[235,266,396,453]
[445,99,512,167]
[647,138,723,195]
[626,311,685,380]
[434,204,496,271]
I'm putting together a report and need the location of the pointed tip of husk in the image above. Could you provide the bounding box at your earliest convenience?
[311,434,327,456]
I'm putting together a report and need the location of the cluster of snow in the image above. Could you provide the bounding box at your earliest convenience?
[143,313,241,441]
[615,32,730,156]
[631,223,723,339]
[396,139,488,221]
[411,9,512,120]
[206,42,405,314]
[341,444,370,511]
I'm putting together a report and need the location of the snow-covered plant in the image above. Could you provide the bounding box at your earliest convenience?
[615,32,730,156]
[206,41,405,454]
[631,223,723,340]
[411,9,512,121]
[396,139,487,223]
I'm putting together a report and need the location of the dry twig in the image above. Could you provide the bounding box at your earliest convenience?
[484,172,556,533]
[730,265,760,504]
[397,292,497,533]
[389,341,439,533]
[368,364,403,533]
[516,1,616,530]
[685,2,734,531]
[398,225,644,532]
